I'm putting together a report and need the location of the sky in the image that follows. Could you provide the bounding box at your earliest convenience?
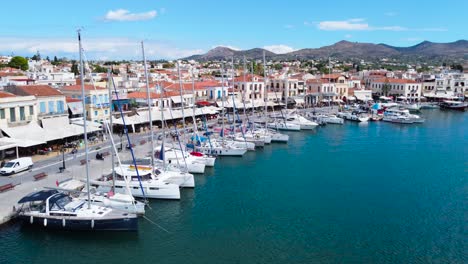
[0,0,466,60]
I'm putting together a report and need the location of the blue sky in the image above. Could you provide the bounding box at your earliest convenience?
[0,0,466,59]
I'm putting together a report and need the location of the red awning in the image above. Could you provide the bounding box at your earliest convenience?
[196,101,211,106]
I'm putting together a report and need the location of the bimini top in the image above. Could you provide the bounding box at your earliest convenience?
[18,190,58,203]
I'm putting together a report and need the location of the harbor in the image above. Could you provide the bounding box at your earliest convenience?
[0,108,466,263]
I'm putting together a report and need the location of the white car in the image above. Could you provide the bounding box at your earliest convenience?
[0,157,33,176]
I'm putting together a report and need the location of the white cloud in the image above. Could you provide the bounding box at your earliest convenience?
[263,45,296,54]
[318,19,369,31]
[211,45,241,51]
[104,9,157,22]
[344,34,352,39]
[317,19,406,31]
[0,37,203,59]
[284,24,294,29]
[384,12,397,17]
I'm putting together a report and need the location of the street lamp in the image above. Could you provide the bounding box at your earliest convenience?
[60,146,66,172]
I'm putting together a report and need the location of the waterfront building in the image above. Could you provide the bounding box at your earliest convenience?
[370,78,422,101]
[60,84,110,123]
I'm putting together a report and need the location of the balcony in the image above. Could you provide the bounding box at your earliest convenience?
[7,116,33,127]
[38,111,68,119]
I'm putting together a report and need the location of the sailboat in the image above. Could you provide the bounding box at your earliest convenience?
[57,68,145,215]
[16,31,138,231]
[195,62,248,156]
[92,43,181,200]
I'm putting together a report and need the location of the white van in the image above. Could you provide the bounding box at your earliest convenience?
[0,157,33,176]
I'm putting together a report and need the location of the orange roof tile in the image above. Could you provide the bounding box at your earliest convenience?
[61,84,106,91]
[15,85,63,97]
[0,91,16,98]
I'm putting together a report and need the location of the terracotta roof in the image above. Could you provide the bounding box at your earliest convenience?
[16,85,63,97]
[373,78,418,84]
[234,74,264,83]
[66,97,81,103]
[127,91,180,99]
[61,84,106,91]
[321,73,347,80]
[0,91,16,98]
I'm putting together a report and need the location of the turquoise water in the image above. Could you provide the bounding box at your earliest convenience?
[0,110,466,264]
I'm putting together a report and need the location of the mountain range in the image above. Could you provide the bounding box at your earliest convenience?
[183,40,468,61]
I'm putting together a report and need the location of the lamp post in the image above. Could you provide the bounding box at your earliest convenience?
[60,146,66,172]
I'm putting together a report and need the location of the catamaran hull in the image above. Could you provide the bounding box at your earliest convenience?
[267,123,301,131]
[18,214,138,231]
[270,133,289,142]
[299,124,318,130]
[95,182,181,200]
[196,147,247,157]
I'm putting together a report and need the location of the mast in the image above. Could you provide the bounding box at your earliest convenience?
[177,61,187,144]
[190,68,198,133]
[158,83,166,169]
[107,69,115,189]
[141,41,155,167]
[262,51,268,131]
[78,30,91,209]
[220,63,226,141]
[243,56,247,117]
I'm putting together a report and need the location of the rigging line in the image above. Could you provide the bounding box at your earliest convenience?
[109,74,148,202]
[163,89,190,174]
[81,51,137,209]
[143,215,171,234]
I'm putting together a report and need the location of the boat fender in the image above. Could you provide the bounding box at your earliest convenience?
[43,218,47,227]
[30,216,33,224]
[91,219,95,229]
[62,218,66,227]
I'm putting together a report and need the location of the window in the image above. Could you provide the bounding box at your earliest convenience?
[92,95,97,105]
[94,110,98,116]
[48,101,55,113]
[19,107,25,121]
[39,102,46,113]
[29,105,34,115]
[57,101,64,113]
[9,107,16,122]
[0,109,4,119]
[104,110,108,115]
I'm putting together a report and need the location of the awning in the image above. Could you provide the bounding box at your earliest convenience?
[42,117,84,140]
[171,96,182,104]
[0,137,46,148]
[1,122,50,142]
[293,98,305,104]
[68,102,83,115]
[0,138,18,151]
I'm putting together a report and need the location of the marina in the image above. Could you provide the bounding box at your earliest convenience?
[0,108,465,263]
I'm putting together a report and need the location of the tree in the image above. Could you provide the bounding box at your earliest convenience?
[71,60,79,76]
[8,56,29,71]
[162,62,175,69]
[93,64,107,73]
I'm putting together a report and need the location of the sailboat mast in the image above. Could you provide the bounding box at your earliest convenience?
[177,62,187,144]
[159,83,166,168]
[141,41,155,167]
[243,56,247,117]
[190,69,198,133]
[107,69,116,188]
[220,63,226,141]
[78,30,91,209]
[263,51,268,130]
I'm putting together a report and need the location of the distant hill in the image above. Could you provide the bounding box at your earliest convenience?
[184,47,276,61]
[182,40,468,61]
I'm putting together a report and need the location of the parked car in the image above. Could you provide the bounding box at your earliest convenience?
[0,157,33,176]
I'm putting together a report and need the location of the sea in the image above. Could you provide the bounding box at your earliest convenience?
[0,109,466,264]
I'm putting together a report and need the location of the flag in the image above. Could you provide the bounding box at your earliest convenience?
[55,180,59,187]
[158,142,165,161]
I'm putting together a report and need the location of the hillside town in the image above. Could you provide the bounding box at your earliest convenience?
[0,54,466,159]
